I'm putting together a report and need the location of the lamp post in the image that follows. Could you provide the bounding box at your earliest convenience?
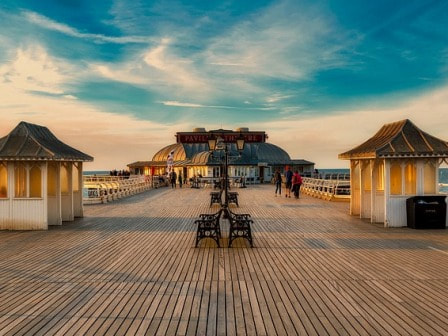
[207,132,245,218]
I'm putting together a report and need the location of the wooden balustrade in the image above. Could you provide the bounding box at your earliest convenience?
[301,177,350,201]
[83,175,157,204]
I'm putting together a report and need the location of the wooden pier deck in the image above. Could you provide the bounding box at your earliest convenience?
[1,185,448,335]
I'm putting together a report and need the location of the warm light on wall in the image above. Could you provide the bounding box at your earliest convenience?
[404,163,416,195]
[72,163,79,192]
[29,165,42,198]
[47,163,57,197]
[376,161,385,191]
[362,163,371,191]
[14,164,27,198]
[0,163,7,198]
[61,163,69,195]
[424,161,436,194]
[390,163,402,195]
[351,162,360,190]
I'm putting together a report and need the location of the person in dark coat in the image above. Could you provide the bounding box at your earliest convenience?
[170,171,177,188]
[274,169,282,196]
[178,172,183,188]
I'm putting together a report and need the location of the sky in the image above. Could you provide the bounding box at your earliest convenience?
[0,0,447,169]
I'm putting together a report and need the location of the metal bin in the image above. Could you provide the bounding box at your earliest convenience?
[406,196,446,229]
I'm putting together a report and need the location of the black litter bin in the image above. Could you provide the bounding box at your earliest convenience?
[406,196,447,229]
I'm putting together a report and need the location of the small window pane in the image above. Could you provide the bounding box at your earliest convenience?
[390,163,402,195]
[0,164,7,198]
[14,165,27,197]
[47,163,57,197]
[30,165,42,198]
[404,163,416,195]
[424,162,436,194]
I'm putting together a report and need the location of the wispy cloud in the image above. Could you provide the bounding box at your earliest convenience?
[0,45,73,95]
[23,10,151,44]
[205,0,358,80]
[161,101,235,109]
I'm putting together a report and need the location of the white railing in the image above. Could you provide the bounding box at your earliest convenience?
[83,175,158,204]
[301,177,350,201]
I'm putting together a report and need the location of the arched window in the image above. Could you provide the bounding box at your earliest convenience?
[390,163,402,195]
[14,164,27,198]
[0,163,7,198]
[30,165,42,198]
[404,163,416,195]
[424,161,436,194]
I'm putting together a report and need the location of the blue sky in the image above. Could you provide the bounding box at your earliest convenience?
[0,0,447,169]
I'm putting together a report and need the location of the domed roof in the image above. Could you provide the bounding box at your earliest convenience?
[152,143,186,162]
[151,141,291,165]
[256,143,291,164]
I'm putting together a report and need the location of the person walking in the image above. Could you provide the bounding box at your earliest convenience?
[274,169,282,196]
[178,172,183,188]
[285,167,293,198]
[170,171,177,188]
[292,170,303,199]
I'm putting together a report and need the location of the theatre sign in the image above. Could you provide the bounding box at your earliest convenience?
[176,128,267,144]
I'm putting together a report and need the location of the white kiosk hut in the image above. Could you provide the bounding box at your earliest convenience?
[0,122,93,230]
[339,119,448,227]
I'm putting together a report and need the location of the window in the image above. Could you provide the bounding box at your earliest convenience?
[29,165,42,197]
[0,163,7,198]
[47,163,57,197]
[424,162,436,194]
[61,163,70,195]
[390,163,402,195]
[404,163,416,195]
[376,161,385,191]
[14,164,27,197]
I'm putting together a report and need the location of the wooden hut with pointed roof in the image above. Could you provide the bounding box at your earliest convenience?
[0,121,93,230]
[339,119,448,227]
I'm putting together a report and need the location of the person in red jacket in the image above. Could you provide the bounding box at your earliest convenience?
[291,170,303,199]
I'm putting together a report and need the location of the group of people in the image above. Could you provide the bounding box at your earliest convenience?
[109,169,131,177]
[274,167,302,199]
[168,171,185,188]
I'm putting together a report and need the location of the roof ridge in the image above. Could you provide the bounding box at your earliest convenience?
[21,122,56,157]
[401,131,415,152]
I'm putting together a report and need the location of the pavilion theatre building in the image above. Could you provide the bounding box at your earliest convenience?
[128,127,314,182]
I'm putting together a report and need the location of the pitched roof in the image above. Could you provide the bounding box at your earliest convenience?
[0,121,93,161]
[339,119,448,160]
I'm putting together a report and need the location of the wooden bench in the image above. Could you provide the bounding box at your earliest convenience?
[210,191,222,207]
[228,191,239,207]
[195,210,222,247]
[228,210,253,247]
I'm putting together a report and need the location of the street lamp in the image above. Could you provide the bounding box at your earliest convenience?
[207,132,245,218]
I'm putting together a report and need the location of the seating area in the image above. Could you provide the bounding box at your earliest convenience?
[198,186,251,247]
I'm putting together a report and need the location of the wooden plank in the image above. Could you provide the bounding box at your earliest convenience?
[0,186,447,336]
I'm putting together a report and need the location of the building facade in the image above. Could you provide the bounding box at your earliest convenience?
[128,127,314,182]
[0,122,93,230]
